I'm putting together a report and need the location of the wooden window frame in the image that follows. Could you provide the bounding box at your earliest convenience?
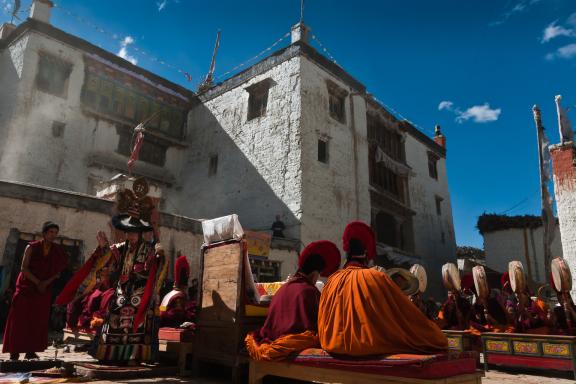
[428,152,439,180]
[326,80,347,124]
[36,52,73,99]
[246,78,274,121]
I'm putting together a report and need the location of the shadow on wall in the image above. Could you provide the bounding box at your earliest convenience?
[181,101,299,239]
[0,49,21,174]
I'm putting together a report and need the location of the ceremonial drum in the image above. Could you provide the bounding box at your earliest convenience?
[551,257,572,293]
[386,268,419,296]
[442,263,461,293]
[472,266,489,300]
[508,261,526,294]
[410,264,428,294]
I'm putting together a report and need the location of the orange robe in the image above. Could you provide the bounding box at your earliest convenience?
[319,265,448,356]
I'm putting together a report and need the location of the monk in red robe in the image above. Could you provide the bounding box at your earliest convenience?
[245,241,340,361]
[319,221,448,356]
[3,221,68,360]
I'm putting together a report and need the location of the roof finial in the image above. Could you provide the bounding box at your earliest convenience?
[198,30,221,93]
[300,0,305,24]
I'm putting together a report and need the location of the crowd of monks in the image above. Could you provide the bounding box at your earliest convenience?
[246,220,576,362]
[246,221,448,361]
[4,215,576,364]
[434,258,576,337]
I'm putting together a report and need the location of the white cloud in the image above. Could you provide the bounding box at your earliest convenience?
[456,103,502,123]
[547,43,576,60]
[439,101,501,123]
[542,21,574,43]
[117,36,138,65]
[121,36,134,46]
[491,0,543,26]
[157,0,167,11]
[438,101,454,111]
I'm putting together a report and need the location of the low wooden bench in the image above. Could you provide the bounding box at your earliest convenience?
[443,330,478,352]
[158,339,193,376]
[62,328,95,343]
[249,348,482,384]
[481,332,576,379]
[249,360,483,384]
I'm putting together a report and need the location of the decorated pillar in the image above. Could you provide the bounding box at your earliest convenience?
[550,142,576,298]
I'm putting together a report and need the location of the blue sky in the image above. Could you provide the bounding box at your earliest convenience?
[2,0,576,248]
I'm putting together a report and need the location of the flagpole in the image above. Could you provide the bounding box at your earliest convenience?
[533,105,552,279]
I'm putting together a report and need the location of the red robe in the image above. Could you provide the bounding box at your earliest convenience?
[246,273,321,360]
[3,241,67,353]
[255,273,320,343]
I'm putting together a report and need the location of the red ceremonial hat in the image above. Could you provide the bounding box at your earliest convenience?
[342,221,376,260]
[299,240,341,277]
[174,255,190,289]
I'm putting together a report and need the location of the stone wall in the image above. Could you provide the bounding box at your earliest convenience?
[0,181,203,292]
[298,57,371,247]
[550,142,576,297]
[483,225,562,284]
[0,181,298,292]
[405,134,457,297]
[0,28,188,203]
[184,56,303,239]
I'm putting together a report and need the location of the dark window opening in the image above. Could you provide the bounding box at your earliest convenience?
[247,79,273,120]
[318,139,329,163]
[327,81,347,123]
[435,196,443,215]
[441,232,446,244]
[209,154,218,176]
[428,152,439,180]
[52,121,65,138]
[36,53,72,98]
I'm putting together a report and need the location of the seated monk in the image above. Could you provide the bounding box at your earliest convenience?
[550,257,576,335]
[467,266,513,334]
[437,263,471,330]
[160,255,196,328]
[245,241,340,361]
[319,221,448,356]
[408,264,431,319]
[508,261,551,334]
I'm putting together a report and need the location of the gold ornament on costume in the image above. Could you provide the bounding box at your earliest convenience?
[116,177,155,222]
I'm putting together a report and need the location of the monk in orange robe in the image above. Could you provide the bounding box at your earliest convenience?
[245,241,340,361]
[319,222,448,356]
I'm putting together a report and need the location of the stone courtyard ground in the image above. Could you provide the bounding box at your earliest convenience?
[1,344,574,383]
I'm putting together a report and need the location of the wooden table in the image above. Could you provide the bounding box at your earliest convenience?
[248,360,484,384]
